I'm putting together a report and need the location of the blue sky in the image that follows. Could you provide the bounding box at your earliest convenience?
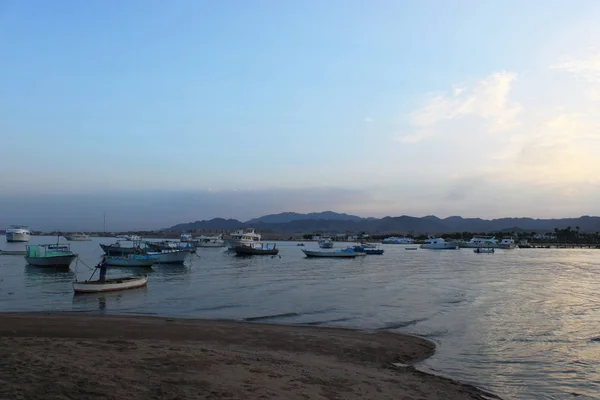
[1,1,600,230]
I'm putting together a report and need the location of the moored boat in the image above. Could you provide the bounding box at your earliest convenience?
[234,243,279,256]
[302,248,357,258]
[196,234,226,248]
[351,246,367,256]
[100,241,144,255]
[459,236,499,248]
[64,232,90,241]
[225,228,262,249]
[474,248,495,254]
[73,261,148,293]
[6,225,30,242]
[318,237,334,248]
[420,237,459,250]
[104,254,157,267]
[498,237,517,249]
[146,249,189,264]
[25,244,78,268]
[382,236,414,244]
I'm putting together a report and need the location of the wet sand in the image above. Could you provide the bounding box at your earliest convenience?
[0,313,500,399]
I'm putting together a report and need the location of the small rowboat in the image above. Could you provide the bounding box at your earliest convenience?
[73,276,148,293]
[474,248,495,254]
[364,248,385,255]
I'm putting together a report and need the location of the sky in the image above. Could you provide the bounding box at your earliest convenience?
[1,0,600,231]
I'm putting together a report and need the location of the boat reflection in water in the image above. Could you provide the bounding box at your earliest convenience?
[72,286,148,311]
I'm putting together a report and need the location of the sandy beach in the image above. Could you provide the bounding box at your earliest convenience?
[0,313,499,399]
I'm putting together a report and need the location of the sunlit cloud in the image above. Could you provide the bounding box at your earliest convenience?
[551,52,600,83]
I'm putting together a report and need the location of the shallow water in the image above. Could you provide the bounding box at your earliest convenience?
[1,236,599,399]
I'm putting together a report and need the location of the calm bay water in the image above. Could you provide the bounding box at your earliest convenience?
[1,236,599,399]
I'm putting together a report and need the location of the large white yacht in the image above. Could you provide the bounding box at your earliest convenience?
[459,236,499,248]
[382,236,414,244]
[318,237,334,248]
[196,234,226,248]
[225,228,262,249]
[6,225,30,242]
[420,237,459,250]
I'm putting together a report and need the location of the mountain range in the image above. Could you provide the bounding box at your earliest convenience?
[167,211,600,234]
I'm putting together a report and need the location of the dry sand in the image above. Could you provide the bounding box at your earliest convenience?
[0,313,500,400]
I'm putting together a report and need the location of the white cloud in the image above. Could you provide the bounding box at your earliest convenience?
[394,130,435,143]
[551,52,600,83]
[402,71,522,143]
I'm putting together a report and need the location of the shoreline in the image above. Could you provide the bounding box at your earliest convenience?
[0,312,501,399]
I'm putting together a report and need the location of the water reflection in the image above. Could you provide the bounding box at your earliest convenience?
[72,287,148,311]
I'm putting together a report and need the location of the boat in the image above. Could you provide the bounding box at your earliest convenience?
[25,244,78,268]
[297,243,305,246]
[518,240,532,249]
[498,237,517,249]
[474,248,495,254]
[104,254,157,267]
[100,241,145,255]
[64,232,90,241]
[146,249,189,264]
[420,238,459,250]
[459,236,499,248]
[360,245,384,255]
[405,247,418,250]
[6,225,30,242]
[234,243,279,256]
[318,237,334,248]
[145,240,194,252]
[225,228,262,249]
[196,234,226,248]
[351,246,367,256]
[382,236,414,244]
[301,248,358,258]
[360,242,378,249]
[180,233,194,242]
[73,261,148,293]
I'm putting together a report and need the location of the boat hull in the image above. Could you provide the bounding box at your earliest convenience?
[65,234,90,241]
[225,239,262,250]
[146,251,189,264]
[100,244,140,255]
[234,246,279,255]
[73,277,148,293]
[104,257,156,267]
[302,249,357,258]
[364,249,384,255]
[6,232,30,242]
[25,254,77,268]
[420,244,459,250]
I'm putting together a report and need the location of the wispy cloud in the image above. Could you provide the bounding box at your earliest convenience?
[399,71,522,143]
[551,52,600,83]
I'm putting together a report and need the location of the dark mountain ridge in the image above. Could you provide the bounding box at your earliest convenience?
[167,212,600,234]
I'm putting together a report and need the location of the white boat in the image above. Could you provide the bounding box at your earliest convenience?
[302,248,358,258]
[104,254,157,267]
[25,244,78,268]
[382,236,414,244]
[498,237,517,249]
[118,234,141,241]
[6,225,30,242]
[474,248,495,254]
[225,228,262,249]
[318,237,334,248]
[180,233,194,242]
[196,234,226,248]
[360,242,378,249]
[420,238,459,250]
[146,249,189,264]
[73,276,148,293]
[64,232,90,241]
[459,236,499,248]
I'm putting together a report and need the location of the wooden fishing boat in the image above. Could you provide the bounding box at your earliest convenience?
[73,261,148,293]
[25,244,78,268]
[234,243,279,255]
[301,248,357,258]
[146,249,189,264]
[104,254,157,267]
[73,276,148,293]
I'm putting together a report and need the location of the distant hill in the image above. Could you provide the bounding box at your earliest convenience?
[245,211,363,224]
[167,213,600,234]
